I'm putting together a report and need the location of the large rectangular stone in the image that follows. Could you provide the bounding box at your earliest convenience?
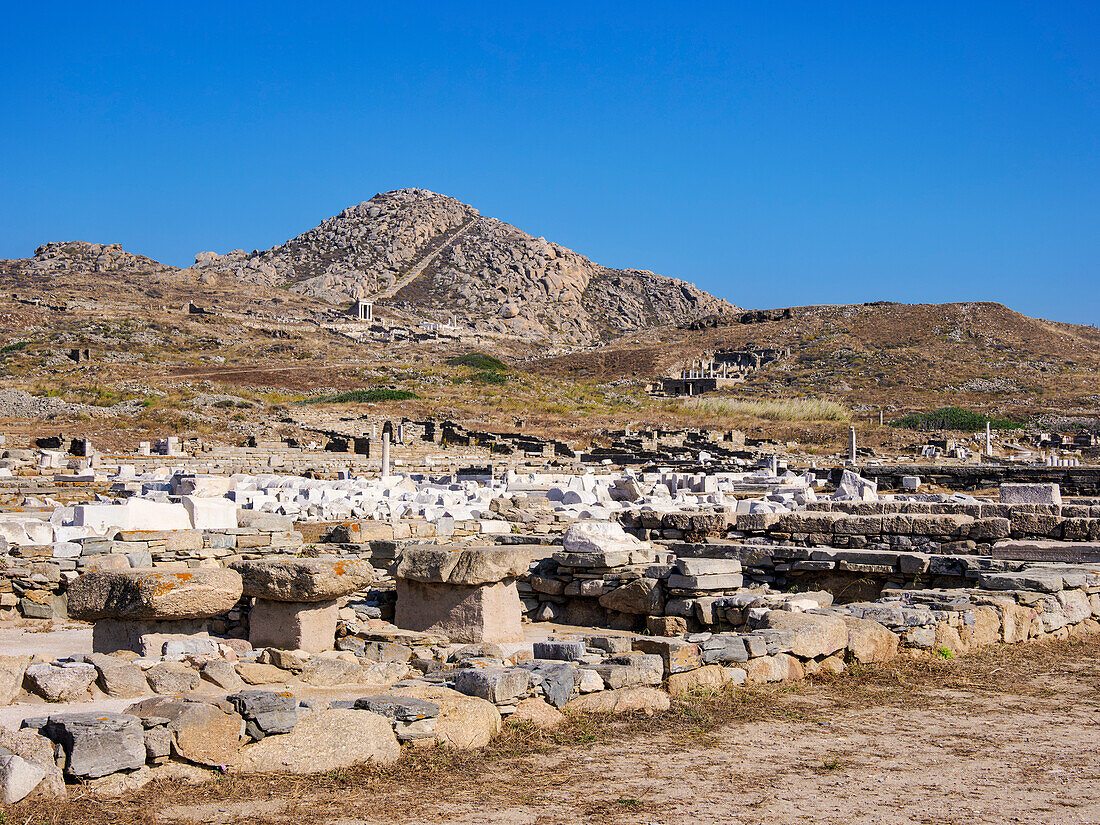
[394,579,523,643]
[1001,483,1062,506]
[632,637,702,674]
[673,558,742,576]
[666,573,743,591]
[249,598,338,653]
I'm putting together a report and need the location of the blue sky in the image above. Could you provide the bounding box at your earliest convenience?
[1,2,1097,323]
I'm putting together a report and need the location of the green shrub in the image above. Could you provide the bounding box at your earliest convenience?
[890,407,1022,432]
[0,341,29,354]
[445,352,508,372]
[303,388,419,404]
[471,370,507,385]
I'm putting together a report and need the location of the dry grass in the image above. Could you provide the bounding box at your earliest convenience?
[677,395,851,423]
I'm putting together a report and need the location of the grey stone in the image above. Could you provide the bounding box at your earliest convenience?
[594,653,663,688]
[227,690,298,739]
[1000,483,1061,506]
[393,546,531,585]
[532,640,586,661]
[666,573,744,591]
[700,635,749,664]
[145,662,201,694]
[598,578,663,614]
[453,667,530,703]
[42,713,145,779]
[86,653,149,698]
[144,726,171,762]
[518,662,579,708]
[24,662,96,702]
[0,754,47,804]
[200,660,245,690]
[674,558,742,576]
[353,695,440,721]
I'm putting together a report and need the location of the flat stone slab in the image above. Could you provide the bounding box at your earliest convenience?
[992,540,1100,564]
[394,546,531,585]
[229,559,374,602]
[67,568,243,621]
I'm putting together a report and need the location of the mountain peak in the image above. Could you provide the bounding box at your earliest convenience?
[189,190,736,343]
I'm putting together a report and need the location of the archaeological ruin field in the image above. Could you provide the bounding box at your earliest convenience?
[0,190,1097,825]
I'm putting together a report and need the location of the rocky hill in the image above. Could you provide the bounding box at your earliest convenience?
[188,188,736,343]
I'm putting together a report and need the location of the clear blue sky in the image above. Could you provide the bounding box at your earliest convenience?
[2,2,1097,323]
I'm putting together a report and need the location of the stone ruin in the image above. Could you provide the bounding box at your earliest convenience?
[1,463,1100,805]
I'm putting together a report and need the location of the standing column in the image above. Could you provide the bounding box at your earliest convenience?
[848,426,857,464]
[985,420,992,455]
[381,432,391,478]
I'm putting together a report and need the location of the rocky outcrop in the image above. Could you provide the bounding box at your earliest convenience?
[21,242,174,276]
[189,188,735,343]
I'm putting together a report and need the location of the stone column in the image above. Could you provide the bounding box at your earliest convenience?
[66,568,244,655]
[848,426,857,464]
[230,559,375,653]
[393,546,531,643]
[381,432,391,478]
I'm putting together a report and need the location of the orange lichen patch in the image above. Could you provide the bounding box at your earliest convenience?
[145,571,195,597]
[333,561,350,575]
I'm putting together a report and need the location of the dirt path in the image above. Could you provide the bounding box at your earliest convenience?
[372,218,476,302]
[20,636,1100,825]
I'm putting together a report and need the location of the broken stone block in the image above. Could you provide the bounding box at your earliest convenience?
[0,654,30,704]
[673,558,742,576]
[759,613,848,659]
[227,690,298,739]
[531,640,586,661]
[632,637,702,674]
[0,754,47,804]
[593,653,663,688]
[518,661,579,708]
[145,662,201,694]
[598,578,663,614]
[24,662,96,702]
[563,686,670,715]
[453,666,530,704]
[40,713,145,779]
[234,709,399,773]
[700,634,749,664]
[126,697,243,767]
[647,615,688,636]
[393,545,532,586]
[86,653,148,698]
[1000,483,1061,506]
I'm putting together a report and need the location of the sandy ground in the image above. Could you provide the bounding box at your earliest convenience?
[17,634,1099,825]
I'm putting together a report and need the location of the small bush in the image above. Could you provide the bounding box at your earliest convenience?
[303,389,419,404]
[890,407,1022,432]
[445,353,508,372]
[0,341,29,354]
[471,370,507,385]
